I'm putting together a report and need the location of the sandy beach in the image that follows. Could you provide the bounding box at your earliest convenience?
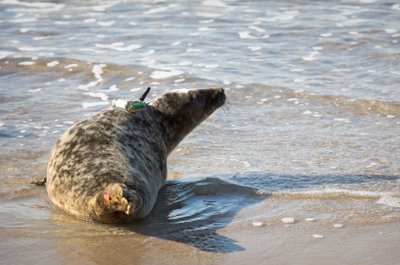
[1,197,399,265]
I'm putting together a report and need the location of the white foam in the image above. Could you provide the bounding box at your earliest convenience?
[248,25,265,33]
[264,10,299,22]
[274,188,397,199]
[95,43,142,51]
[28,88,41,93]
[294,78,305,83]
[107,84,119,92]
[91,3,117,12]
[336,19,367,27]
[238,31,258,39]
[125,77,136,82]
[391,4,400,11]
[312,234,324,239]
[47,61,59,67]
[171,41,181,46]
[17,46,43,52]
[186,48,202,53]
[281,217,295,224]
[377,196,400,207]
[19,28,34,33]
[64,64,78,69]
[195,63,219,69]
[144,6,169,15]
[248,46,262,52]
[384,28,398,34]
[290,68,304,72]
[84,18,96,23]
[18,61,35,66]
[199,19,214,24]
[2,0,65,11]
[0,51,13,59]
[174,78,185,83]
[54,21,70,25]
[198,27,214,32]
[189,32,201,37]
[320,33,333,38]
[144,49,155,55]
[10,17,37,23]
[252,221,263,227]
[97,21,115,27]
[82,101,109,109]
[202,0,227,7]
[302,51,320,61]
[129,87,143,92]
[150,70,183,79]
[79,81,98,90]
[83,92,108,101]
[334,118,351,123]
[33,36,50,41]
[179,60,193,66]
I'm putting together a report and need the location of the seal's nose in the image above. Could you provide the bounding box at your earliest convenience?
[216,87,226,106]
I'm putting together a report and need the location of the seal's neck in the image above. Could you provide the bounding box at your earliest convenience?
[148,107,201,154]
[146,87,225,154]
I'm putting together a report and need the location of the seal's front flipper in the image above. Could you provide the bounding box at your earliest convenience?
[31,176,47,186]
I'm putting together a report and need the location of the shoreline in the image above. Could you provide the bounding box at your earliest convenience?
[1,215,399,265]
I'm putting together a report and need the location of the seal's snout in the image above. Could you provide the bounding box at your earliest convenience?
[216,87,226,106]
[211,87,226,107]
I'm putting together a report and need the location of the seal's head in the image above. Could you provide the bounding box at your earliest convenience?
[89,183,143,223]
[150,87,226,152]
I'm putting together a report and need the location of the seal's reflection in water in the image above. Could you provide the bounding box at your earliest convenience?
[125,177,263,253]
[49,178,262,264]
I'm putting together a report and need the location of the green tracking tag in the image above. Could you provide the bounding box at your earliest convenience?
[112,99,147,112]
[111,87,151,112]
[126,100,147,111]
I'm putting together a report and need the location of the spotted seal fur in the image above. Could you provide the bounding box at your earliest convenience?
[46,88,225,223]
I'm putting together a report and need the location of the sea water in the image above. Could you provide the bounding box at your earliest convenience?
[0,0,399,262]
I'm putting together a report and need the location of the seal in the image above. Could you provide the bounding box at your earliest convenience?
[46,87,226,223]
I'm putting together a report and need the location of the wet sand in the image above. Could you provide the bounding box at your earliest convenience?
[1,205,399,265]
[223,221,400,265]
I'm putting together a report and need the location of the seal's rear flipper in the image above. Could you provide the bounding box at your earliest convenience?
[31,176,47,186]
[103,183,136,215]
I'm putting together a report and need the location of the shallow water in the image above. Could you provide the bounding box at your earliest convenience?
[0,0,400,264]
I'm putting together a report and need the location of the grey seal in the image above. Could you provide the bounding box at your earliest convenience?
[46,87,225,223]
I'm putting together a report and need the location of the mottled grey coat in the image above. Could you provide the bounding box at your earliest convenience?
[46,88,225,223]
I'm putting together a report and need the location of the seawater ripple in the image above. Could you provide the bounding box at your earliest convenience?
[0,0,399,101]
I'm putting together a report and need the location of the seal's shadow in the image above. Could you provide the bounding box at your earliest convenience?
[122,177,263,253]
